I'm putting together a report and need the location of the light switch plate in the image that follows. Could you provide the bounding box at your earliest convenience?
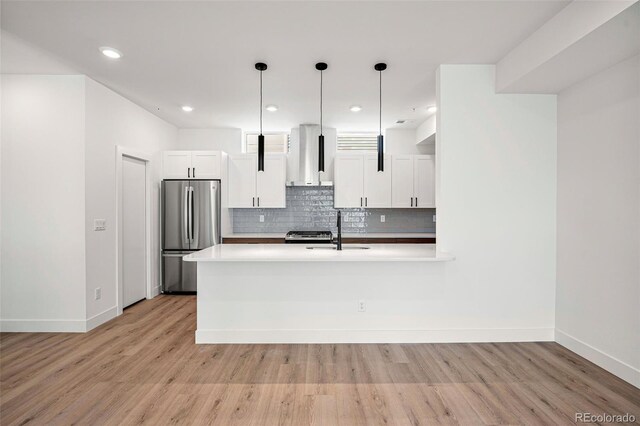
[380,215,386,223]
[95,288,102,300]
[259,215,265,223]
[94,219,107,231]
[432,215,437,222]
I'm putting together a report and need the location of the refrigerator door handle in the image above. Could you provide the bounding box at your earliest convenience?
[183,186,189,244]
[211,183,219,245]
[189,186,195,242]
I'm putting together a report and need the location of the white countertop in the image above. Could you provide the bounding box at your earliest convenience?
[222,232,436,239]
[184,243,454,262]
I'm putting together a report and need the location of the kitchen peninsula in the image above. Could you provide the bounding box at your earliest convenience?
[185,244,454,344]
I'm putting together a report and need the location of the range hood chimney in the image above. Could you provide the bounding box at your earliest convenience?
[288,124,333,186]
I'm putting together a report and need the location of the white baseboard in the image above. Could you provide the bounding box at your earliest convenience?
[195,327,555,344]
[1,306,119,333]
[556,329,640,389]
[0,318,87,333]
[150,285,161,298]
[86,306,118,331]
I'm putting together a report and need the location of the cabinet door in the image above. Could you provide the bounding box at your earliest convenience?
[191,151,221,179]
[227,155,257,208]
[363,154,392,208]
[391,155,415,207]
[256,155,286,208]
[414,155,435,208]
[163,151,192,179]
[334,155,364,208]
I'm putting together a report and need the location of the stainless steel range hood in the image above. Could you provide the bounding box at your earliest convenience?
[287,124,334,186]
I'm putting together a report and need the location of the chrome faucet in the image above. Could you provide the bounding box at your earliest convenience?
[335,210,343,251]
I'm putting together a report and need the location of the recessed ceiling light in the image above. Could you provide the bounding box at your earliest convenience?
[350,105,362,112]
[99,47,122,59]
[265,104,278,112]
[181,105,194,112]
[427,106,437,113]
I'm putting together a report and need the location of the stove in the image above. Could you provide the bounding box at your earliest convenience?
[285,230,333,244]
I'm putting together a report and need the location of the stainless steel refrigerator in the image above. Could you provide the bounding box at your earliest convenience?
[161,180,221,293]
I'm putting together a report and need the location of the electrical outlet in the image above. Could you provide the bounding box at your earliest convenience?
[432,215,437,222]
[358,300,366,312]
[94,219,106,231]
[259,215,265,223]
[95,288,102,300]
[380,215,385,223]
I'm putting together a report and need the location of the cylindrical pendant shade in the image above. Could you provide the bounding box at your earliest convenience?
[377,135,384,172]
[258,134,265,172]
[318,134,325,172]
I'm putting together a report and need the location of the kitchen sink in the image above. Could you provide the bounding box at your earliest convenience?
[306,246,370,250]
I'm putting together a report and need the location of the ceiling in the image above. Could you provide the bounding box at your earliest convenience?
[1,1,570,132]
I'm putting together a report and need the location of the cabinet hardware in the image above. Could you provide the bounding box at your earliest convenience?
[188,168,191,178]
[411,197,413,207]
[416,197,418,207]
[365,197,368,207]
[193,168,196,178]
[360,197,363,207]
[252,197,255,207]
[257,197,260,207]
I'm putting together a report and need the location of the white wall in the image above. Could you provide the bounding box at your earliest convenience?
[84,78,177,322]
[556,56,640,387]
[1,75,87,331]
[0,74,178,332]
[177,128,242,153]
[386,128,433,155]
[436,65,557,338]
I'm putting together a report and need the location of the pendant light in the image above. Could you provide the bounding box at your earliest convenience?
[315,62,328,172]
[255,62,267,171]
[374,63,387,172]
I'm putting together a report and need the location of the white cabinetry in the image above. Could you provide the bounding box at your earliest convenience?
[228,154,286,208]
[162,151,221,179]
[334,154,391,208]
[391,155,435,208]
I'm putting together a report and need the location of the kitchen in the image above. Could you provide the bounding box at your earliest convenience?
[1,0,639,424]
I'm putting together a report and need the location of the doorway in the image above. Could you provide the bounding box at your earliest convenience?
[122,155,147,308]
[116,146,152,316]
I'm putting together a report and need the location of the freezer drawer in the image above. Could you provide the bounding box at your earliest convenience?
[162,252,197,293]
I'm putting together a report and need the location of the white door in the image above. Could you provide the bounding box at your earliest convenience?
[334,155,364,208]
[228,155,257,208]
[122,156,147,308]
[191,151,221,179]
[363,154,392,208]
[391,155,415,207]
[162,151,191,179]
[414,155,435,208]
[256,155,286,208]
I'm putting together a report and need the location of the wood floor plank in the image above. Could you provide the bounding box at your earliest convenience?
[1,295,639,425]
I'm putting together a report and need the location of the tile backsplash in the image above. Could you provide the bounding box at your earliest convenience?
[232,187,435,234]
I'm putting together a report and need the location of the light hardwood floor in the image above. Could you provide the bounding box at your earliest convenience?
[1,295,639,425]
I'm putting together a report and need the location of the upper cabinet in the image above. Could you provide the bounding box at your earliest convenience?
[228,154,286,208]
[162,151,221,179]
[392,155,435,208]
[334,154,391,208]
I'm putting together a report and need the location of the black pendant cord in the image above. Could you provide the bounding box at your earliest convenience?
[320,70,323,135]
[255,62,267,172]
[316,62,328,173]
[375,63,387,172]
[379,69,382,136]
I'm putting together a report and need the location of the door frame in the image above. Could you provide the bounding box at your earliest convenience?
[115,146,152,315]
